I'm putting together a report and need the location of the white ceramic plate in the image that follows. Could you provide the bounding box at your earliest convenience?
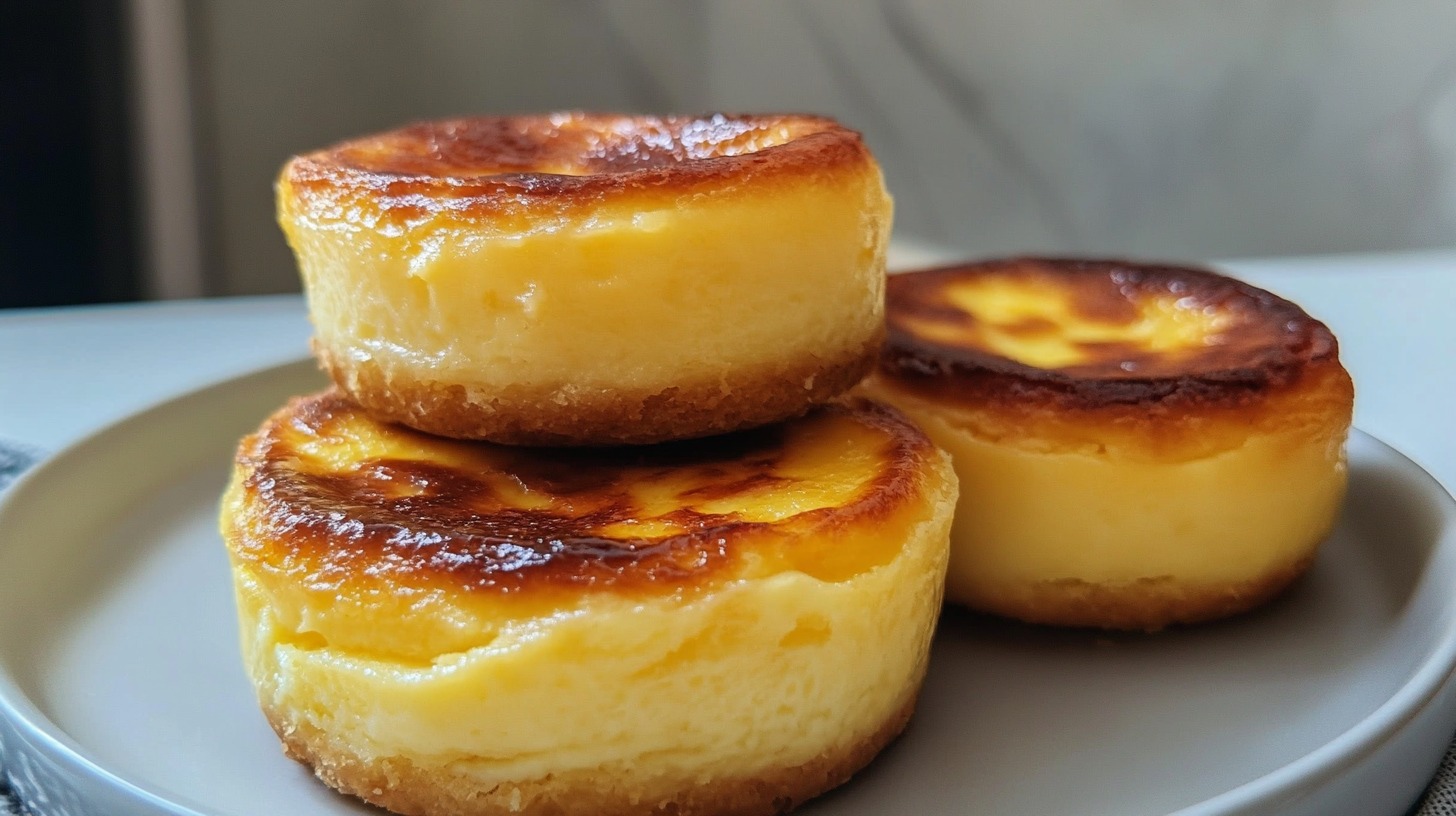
[2,360,1455,816]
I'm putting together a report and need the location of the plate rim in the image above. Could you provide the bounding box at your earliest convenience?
[1,357,1455,816]
[0,361,333,816]
[1173,423,1456,815]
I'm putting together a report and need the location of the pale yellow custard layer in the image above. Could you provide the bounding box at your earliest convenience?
[280,161,889,392]
[231,475,954,794]
[868,384,1347,606]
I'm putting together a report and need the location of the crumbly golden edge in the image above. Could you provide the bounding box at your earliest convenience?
[860,359,1354,462]
[316,333,881,446]
[964,551,1320,633]
[263,690,918,816]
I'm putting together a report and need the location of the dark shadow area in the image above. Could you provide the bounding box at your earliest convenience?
[0,0,141,308]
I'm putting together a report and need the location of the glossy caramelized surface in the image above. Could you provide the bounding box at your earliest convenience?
[284,112,873,223]
[328,113,827,176]
[225,391,957,813]
[882,257,1340,409]
[228,390,932,600]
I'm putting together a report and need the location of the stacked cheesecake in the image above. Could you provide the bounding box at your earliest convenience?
[220,111,1357,816]
[219,113,959,816]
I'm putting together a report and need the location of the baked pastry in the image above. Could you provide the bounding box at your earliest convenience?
[860,257,1354,631]
[277,113,893,445]
[220,389,955,816]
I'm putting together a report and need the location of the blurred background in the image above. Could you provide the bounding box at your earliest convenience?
[4,0,1455,308]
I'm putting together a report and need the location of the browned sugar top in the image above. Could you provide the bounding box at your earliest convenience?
[231,390,933,596]
[880,257,1340,408]
[282,112,873,221]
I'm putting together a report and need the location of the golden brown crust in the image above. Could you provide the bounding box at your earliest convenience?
[283,112,877,228]
[964,552,1318,633]
[315,333,879,446]
[264,692,919,816]
[229,387,936,603]
[881,257,1342,413]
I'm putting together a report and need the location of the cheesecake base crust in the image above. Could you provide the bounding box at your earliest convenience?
[264,692,917,816]
[961,553,1317,633]
[316,336,879,446]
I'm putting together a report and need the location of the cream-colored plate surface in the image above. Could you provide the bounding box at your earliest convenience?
[1,359,1455,816]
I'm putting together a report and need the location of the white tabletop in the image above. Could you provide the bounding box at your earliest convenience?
[2,248,1453,496]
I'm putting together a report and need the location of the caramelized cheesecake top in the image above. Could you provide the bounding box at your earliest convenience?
[880,257,1342,410]
[228,390,935,599]
[281,113,876,225]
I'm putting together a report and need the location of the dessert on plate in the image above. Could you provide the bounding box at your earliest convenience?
[221,390,955,816]
[230,110,942,815]
[860,257,1354,631]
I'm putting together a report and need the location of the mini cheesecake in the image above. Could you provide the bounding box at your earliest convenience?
[278,113,893,445]
[860,257,1353,631]
[220,390,956,816]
